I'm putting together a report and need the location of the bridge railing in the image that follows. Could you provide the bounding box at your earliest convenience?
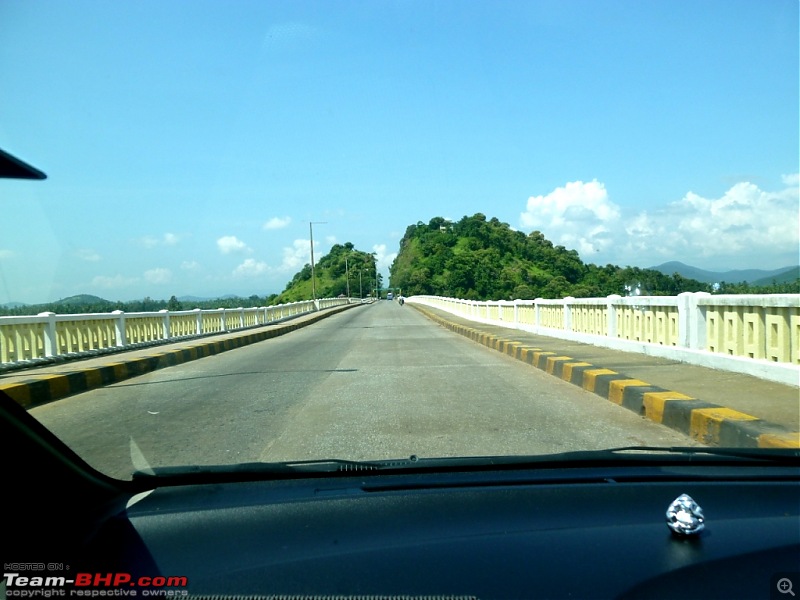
[407,293,800,386]
[0,298,354,367]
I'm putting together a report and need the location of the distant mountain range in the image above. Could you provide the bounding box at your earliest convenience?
[649,262,799,285]
[0,301,28,309]
[0,294,112,309]
[1,294,251,310]
[177,294,241,302]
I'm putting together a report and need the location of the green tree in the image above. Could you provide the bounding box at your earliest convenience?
[167,295,183,311]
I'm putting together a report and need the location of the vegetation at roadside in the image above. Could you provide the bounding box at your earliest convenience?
[389,214,800,299]
[272,243,380,304]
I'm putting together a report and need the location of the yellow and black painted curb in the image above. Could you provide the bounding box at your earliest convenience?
[411,304,800,449]
[1,303,361,410]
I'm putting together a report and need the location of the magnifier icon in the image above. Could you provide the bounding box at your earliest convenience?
[778,578,795,596]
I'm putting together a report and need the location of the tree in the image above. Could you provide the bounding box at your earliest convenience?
[167,295,183,311]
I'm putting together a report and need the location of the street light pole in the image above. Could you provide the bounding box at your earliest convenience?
[345,255,350,298]
[309,221,326,304]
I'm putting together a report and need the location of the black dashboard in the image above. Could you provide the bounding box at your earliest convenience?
[91,467,800,600]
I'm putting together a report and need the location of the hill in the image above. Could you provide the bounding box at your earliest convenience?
[0,301,28,309]
[649,261,800,285]
[272,243,379,304]
[751,266,800,286]
[389,214,709,300]
[57,294,114,306]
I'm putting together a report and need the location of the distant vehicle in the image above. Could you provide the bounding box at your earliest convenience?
[387,292,394,300]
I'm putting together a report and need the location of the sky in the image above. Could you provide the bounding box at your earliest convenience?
[0,0,797,304]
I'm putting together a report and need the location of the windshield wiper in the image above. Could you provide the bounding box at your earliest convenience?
[131,457,405,486]
[130,447,799,489]
[601,445,800,462]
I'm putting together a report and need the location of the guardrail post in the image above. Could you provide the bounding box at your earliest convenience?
[219,308,227,332]
[534,298,543,329]
[38,312,57,357]
[678,291,710,350]
[238,307,244,329]
[563,297,575,332]
[111,310,127,347]
[159,309,171,340]
[194,308,203,335]
[607,295,621,338]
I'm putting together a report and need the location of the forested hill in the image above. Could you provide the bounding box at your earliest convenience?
[273,243,379,303]
[388,214,709,300]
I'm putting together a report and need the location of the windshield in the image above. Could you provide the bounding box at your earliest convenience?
[1,0,798,481]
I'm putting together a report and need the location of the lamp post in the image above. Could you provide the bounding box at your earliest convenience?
[345,255,350,298]
[309,221,326,303]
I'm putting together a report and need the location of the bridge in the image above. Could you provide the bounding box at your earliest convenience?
[2,292,797,383]
[0,294,797,470]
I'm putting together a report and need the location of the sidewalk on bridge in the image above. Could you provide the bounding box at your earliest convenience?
[0,302,366,410]
[410,303,799,449]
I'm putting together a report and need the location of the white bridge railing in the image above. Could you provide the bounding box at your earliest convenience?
[0,297,354,367]
[408,293,800,386]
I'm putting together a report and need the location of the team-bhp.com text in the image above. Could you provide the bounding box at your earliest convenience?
[4,573,188,598]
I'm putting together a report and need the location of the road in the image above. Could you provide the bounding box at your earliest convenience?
[30,301,698,479]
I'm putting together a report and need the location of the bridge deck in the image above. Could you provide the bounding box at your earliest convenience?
[410,303,798,447]
[2,299,797,448]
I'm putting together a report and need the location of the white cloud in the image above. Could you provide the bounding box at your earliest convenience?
[520,180,620,255]
[92,274,138,289]
[626,181,799,263]
[233,258,269,278]
[280,239,314,271]
[144,268,172,284]
[75,248,101,262]
[0,249,14,260]
[263,216,291,230]
[782,173,799,186]
[520,178,800,269]
[181,260,200,271]
[140,233,179,248]
[372,243,397,271]
[217,235,248,254]
[141,235,159,249]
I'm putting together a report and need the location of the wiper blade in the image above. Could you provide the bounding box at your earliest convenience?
[131,457,411,485]
[603,446,800,463]
[130,447,799,489]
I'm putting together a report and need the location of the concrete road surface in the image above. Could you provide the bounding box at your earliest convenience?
[31,301,698,479]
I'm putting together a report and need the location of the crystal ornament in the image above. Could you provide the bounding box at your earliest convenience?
[666,493,705,536]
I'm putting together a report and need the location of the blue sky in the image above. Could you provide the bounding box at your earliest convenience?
[1,0,797,304]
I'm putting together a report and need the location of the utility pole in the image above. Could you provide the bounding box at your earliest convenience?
[309,221,326,303]
[345,255,350,298]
